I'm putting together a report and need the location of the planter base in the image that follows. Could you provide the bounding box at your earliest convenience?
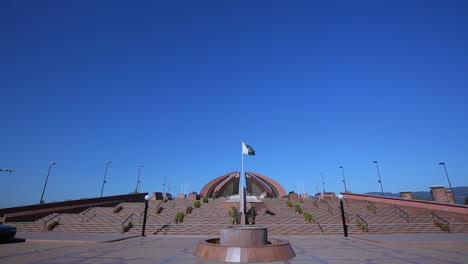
[193,226,295,263]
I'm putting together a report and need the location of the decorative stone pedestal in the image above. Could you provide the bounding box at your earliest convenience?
[400,191,413,199]
[193,226,296,263]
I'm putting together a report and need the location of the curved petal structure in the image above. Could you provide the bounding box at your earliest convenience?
[200,171,286,198]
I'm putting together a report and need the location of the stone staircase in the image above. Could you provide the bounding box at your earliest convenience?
[127,198,232,236]
[6,197,468,235]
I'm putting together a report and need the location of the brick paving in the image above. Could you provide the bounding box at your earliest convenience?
[1,233,467,264]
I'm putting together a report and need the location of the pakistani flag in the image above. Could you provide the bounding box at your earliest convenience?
[242,142,255,155]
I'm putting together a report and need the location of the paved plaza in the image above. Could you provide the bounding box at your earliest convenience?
[1,233,467,264]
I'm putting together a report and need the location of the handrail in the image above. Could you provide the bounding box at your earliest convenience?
[393,205,409,223]
[122,213,134,229]
[317,223,325,234]
[364,200,377,213]
[356,214,369,232]
[310,197,319,207]
[364,200,376,209]
[343,197,350,207]
[431,212,451,232]
[43,213,61,232]
[431,212,450,225]
[139,205,150,224]
[81,206,95,222]
[322,199,332,214]
[156,199,164,208]
[338,206,349,222]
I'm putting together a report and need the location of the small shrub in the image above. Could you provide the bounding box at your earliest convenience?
[202,197,209,203]
[366,205,376,214]
[294,205,303,214]
[249,206,257,217]
[304,212,314,223]
[434,221,450,232]
[186,206,193,215]
[286,201,293,208]
[122,221,134,233]
[357,221,368,232]
[248,215,255,225]
[47,221,59,231]
[175,212,185,223]
[194,201,201,208]
[156,207,164,214]
[114,205,123,213]
[229,206,238,225]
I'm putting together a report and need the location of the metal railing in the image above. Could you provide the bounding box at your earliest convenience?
[121,213,134,231]
[43,213,61,232]
[356,214,369,232]
[338,206,349,222]
[140,207,150,224]
[81,206,95,222]
[343,197,350,207]
[317,223,325,234]
[310,197,319,207]
[431,212,450,232]
[322,199,333,214]
[364,200,377,213]
[393,205,409,223]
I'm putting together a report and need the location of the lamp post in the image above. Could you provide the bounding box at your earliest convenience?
[373,161,384,196]
[0,169,15,174]
[136,165,144,193]
[339,166,347,193]
[141,194,150,236]
[40,162,56,203]
[439,162,456,203]
[321,173,325,193]
[100,161,111,197]
[338,194,348,237]
[163,174,167,194]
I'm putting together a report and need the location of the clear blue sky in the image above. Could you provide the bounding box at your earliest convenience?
[1,0,467,208]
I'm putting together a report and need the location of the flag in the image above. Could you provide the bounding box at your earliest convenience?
[242,142,255,155]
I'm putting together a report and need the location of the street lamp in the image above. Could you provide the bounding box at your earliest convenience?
[321,173,325,193]
[439,162,456,203]
[163,174,168,194]
[339,166,347,193]
[136,165,144,193]
[142,194,150,236]
[338,194,348,237]
[0,169,15,174]
[373,161,384,196]
[40,162,56,203]
[100,161,111,197]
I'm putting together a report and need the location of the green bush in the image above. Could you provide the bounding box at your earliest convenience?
[122,221,134,233]
[294,204,303,214]
[47,221,59,231]
[286,201,293,208]
[357,221,368,232]
[114,205,123,213]
[366,204,376,214]
[202,197,209,203]
[194,201,201,208]
[247,215,255,225]
[156,207,163,214]
[304,212,314,223]
[229,206,238,224]
[175,212,185,223]
[434,221,450,232]
[248,206,257,217]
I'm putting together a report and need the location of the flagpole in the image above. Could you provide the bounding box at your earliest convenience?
[241,141,245,214]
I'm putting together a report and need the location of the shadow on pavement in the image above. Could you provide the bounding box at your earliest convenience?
[0,237,26,244]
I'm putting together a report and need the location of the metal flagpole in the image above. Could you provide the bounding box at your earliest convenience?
[241,141,245,214]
